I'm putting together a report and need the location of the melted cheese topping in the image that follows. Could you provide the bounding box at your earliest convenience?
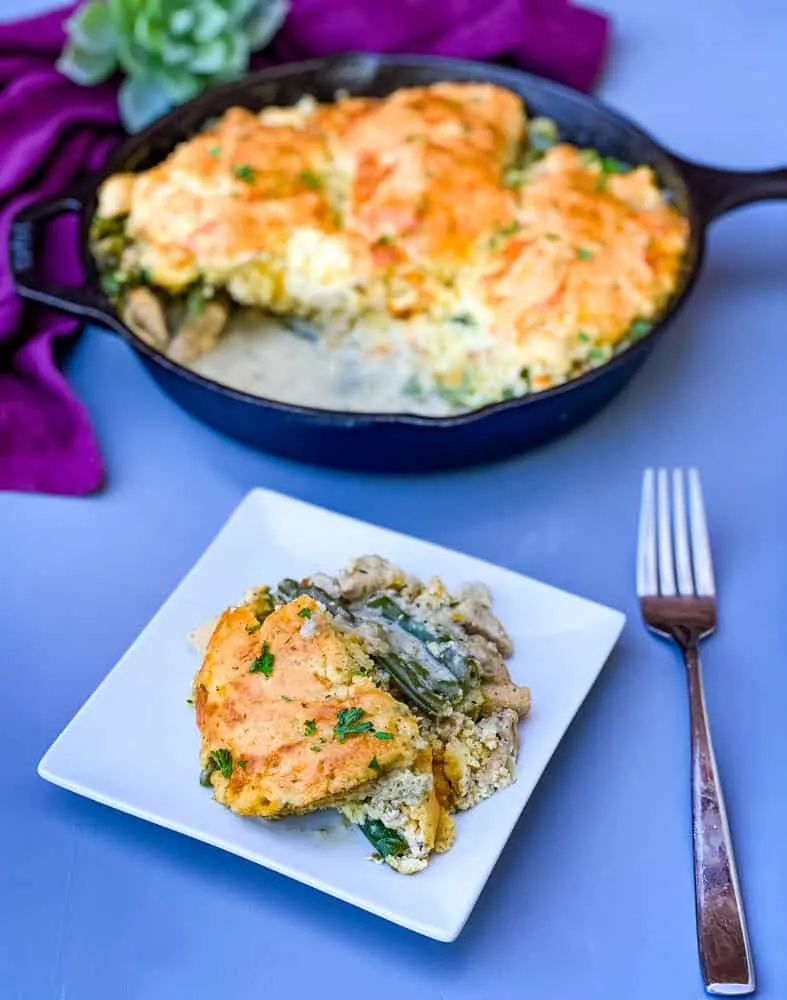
[97,83,689,409]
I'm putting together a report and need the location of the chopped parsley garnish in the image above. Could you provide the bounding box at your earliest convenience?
[375,234,394,246]
[529,117,559,153]
[601,156,628,174]
[250,640,275,676]
[369,756,380,770]
[199,683,207,692]
[185,698,194,706]
[577,330,592,343]
[297,607,312,619]
[450,312,476,326]
[544,232,560,241]
[334,707,375,742]
[589,346,609,363]
[576,247,594,261]
[299,170,321,190]
[304,720,317,736]
[434,371,475,407]
[579,148,601,167]
[245,621,262,634]
[502,166,526,189]
[628,318,654,341]
[310,745,322,752]
[232,163,256,183]
[402,375,425,401]
[209,748,233,779]
[490,220,523,249]
[237,759,248,769]
[207,145,221,156]
[374,731,394,741]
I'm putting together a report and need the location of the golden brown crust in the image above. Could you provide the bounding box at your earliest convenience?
[319,83,523,272]
[97,84,689,398]
[194,596,420,817]
[472,144,689,379]
[126,106,333,290]
[100,84,526,304]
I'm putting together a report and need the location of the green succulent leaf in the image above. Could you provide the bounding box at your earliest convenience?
[115,31,152,77]
[157,66,203,102]
[65,2,117,54]
[118,73,173,132]
[161,37,194,66]
[107,0,134,35]
[244,0,289,48]
[193,1,230,43]
[227,0,261,24]
[170,7,196,36]
[189,36,230,74]
[57,43,118,85]
[133,16,165,53]
[218,32,250,76]
[60,0,290,132]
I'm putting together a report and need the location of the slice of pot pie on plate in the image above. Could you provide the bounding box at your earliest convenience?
[191,556,531,874]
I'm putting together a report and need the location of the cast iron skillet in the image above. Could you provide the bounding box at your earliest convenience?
[10,54,787,472]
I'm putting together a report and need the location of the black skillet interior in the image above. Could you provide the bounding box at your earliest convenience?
[10,54,787,470]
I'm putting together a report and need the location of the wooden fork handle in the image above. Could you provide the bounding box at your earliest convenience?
[684,645,755,995]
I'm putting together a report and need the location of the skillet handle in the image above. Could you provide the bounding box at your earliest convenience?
[9,188,122,329]
[675,156,787,223]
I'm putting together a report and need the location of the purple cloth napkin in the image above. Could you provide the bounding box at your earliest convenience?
[0,0,609,495]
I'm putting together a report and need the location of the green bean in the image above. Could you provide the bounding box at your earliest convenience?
[529,116,559,153]
[90,214,125,240]
[185,282,218,319]
[367,594,477,686]
[199,760,217,787]
[358,819,408,858]
[367,593,433,641]
[92,234,126,270]
[277,578,354,620]
[249,586,275,624]
[372,652,454,716]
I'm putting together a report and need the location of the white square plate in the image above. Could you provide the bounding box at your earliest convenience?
[39,488,624,941]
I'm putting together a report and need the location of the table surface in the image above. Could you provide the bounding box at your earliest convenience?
[2,1,786,998]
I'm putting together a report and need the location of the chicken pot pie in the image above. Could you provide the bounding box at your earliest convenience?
[93,82,689,414]
[190,556,531,874]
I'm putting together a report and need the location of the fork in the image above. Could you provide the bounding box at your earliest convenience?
[637,468,755,996]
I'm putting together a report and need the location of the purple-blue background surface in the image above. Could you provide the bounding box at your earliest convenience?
[2,1,786,997]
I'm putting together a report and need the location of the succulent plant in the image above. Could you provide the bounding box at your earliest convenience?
[57,0,289,133]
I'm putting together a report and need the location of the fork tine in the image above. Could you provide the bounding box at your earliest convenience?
[636,468,657,596]
[672,469,695,596]
[688,468,716,596]
[657,468,677,596]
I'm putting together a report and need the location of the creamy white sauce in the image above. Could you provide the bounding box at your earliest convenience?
[188,311,459,416]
